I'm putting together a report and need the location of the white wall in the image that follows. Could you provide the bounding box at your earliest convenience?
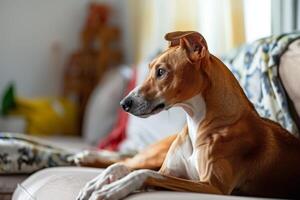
[0,0,89,97]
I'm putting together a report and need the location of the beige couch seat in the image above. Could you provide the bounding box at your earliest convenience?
[0,135,92,199]
[12,167,271,200]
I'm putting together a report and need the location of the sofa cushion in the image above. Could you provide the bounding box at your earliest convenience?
[0,133,75,174]
[0,135,91,195]
[13,167,98,200]
[13,167,267,200]
[279,39,300,124]
[83,66,130,145]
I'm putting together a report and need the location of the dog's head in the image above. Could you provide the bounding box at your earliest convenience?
[120,31,210,117]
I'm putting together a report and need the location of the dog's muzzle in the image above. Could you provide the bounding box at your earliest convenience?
[120,89,166,118]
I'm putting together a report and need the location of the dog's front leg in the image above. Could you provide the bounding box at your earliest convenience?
[77,163,130,200]
[86,169,223,200]
[86,169,159,200]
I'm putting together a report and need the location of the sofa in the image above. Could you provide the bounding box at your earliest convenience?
[7,38,300,200]
[12,167,268,200]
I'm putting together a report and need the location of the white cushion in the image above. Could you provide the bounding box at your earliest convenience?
[279,39,300,117]
[0,136,90,195]
[12,167,99,200]
[120,62,186,152]
[83,66,130,145]
[13,167,265,200]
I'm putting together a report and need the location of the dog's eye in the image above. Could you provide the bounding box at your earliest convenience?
[156,68,166,78]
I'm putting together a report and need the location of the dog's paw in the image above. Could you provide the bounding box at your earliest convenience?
[69,150,123,166]
[69,150,99,166]
[88,170,147,200]
[77,163,131,200]
[84,169,160,200]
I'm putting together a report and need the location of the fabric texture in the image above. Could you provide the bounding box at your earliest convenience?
[13,167,99,200]
[12,167,266,200]
[0,133,74,174]
[279,39,300,126]
[222,32,300,136]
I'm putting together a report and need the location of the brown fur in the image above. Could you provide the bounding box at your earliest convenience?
[82,31,300,198]
[139,31,300,198]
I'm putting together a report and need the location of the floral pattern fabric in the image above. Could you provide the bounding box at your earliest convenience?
[0,133,74,174]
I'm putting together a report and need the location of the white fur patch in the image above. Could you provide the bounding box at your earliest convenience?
[165,94,206,180]
[174,94,206,147]
[70,150,124,166]
[77,163,130,200]
[79,169,163,200]
[184,94,206,147]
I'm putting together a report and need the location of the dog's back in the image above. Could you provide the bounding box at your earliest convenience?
[234,116,300,198]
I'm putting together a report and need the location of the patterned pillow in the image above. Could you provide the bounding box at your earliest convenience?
[279,39,300,127]
[0,132,74,174]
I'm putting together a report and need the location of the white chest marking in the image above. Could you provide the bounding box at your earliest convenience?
[167,94,206,180]
[177,94,206,147]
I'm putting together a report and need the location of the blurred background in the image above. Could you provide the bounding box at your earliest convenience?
[0,0,298,141]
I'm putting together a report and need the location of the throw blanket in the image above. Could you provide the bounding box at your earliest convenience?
[0,133,73,174]
[223,32,300,136]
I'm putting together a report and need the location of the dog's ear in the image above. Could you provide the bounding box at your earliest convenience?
[164,31,208,63]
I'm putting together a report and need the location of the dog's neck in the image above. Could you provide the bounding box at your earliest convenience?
[176,94,206,147]
[202,55,254,127]
[178,54,255,146]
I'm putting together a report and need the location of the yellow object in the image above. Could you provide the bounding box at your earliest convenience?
[9,97,79,136]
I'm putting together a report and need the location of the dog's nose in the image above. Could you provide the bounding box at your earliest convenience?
[120,98,133,112]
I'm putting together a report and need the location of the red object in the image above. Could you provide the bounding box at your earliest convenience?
[98,68,137,151]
